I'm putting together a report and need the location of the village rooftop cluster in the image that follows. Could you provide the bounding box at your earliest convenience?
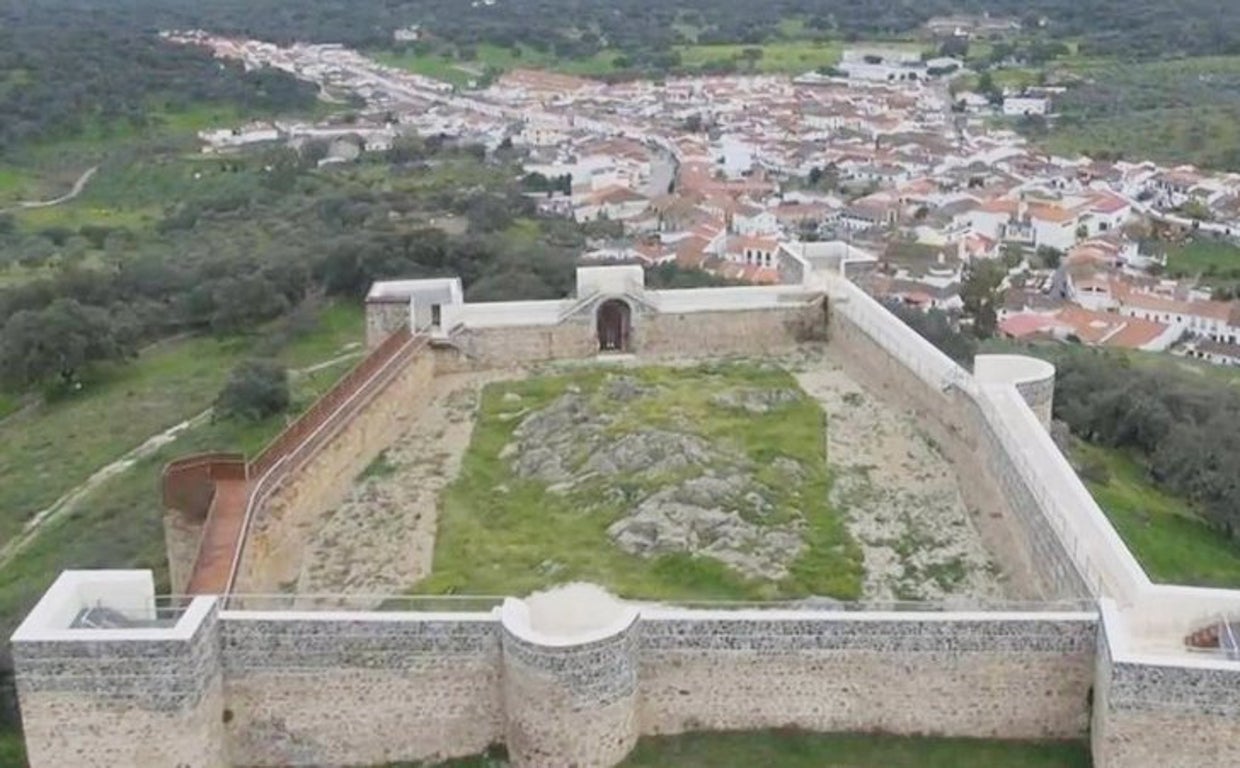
[166,30,1240,366]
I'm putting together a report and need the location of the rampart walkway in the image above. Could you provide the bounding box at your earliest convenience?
[173,328,424,595]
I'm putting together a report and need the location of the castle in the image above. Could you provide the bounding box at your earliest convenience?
[10,242,1240,767]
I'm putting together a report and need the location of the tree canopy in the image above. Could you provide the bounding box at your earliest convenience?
[1052,349,1240,542]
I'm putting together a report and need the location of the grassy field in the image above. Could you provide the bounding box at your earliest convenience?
[1165,237,1240,278]
[0,302,362,546]
[0,97,345,238]
[1073,441,1240,587]
[390,733,1090,767]
[0,302,363,645]
[1044,55,1240,168]
[418,362,862,601]
[376,38,930,84]
[374,44,622,86]
[0,728,23,768]
[7,151,267,236]
[675,41,844,73]
[0,166,32,204]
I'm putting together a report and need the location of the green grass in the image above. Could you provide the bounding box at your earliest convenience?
[1043,55,1240,168]
[502,217,542,246]
[1166,238,1240,277]
[280,302,367,368]
[373,44,622,85]
[417,362,862,601]
[675,41,845,73]
[1073,441,1240,588]
[0,728,24,768]
[0,302,363,645]
[676,39,932,75]
[0,392,20,421]
[9,152,265,234]
[0,97,344,236]
[619,732,1091,767]
[0,335,251,543]
[385,733,1089,767]
[0,302,363,544]
[0,166,32,203]
[374,50,478,87]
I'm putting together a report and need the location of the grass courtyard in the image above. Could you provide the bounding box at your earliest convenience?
[415,362,863,601]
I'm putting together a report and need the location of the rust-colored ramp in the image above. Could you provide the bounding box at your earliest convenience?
[177,328,425,598]
[185,478,249,595]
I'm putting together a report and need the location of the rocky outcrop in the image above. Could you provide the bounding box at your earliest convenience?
[501,374,810,582]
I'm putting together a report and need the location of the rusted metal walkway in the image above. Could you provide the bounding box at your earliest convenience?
[170,328,424,597]
[184,477,250,595]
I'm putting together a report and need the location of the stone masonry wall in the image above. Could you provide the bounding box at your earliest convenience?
[234,350,436,593]
[636,303,826,358]
[433,303,823,373]
[365,301,408,349]
[14,604,226,768]
[221,615,503,766]
[1015,375,1055,430]
[434,320,598,373]
[1092,616,1240,768]
[501,618,639,768]
[638,614,1097,740]
[972,410,1092,599]
[165,510,205,596]
[15,594,1102,768]
[828,309,1088,600]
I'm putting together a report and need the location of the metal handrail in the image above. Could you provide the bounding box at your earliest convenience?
[1220,614,1240,660]
[222,331,428,599]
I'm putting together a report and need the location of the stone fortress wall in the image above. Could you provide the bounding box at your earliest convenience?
[231,347,436,594]
[810,257,1240,768]
[13,573,1096,768]
[12,245,1240,768]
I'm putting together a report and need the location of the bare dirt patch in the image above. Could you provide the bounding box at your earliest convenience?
[294,370,516,596]
[792,350,1005,602]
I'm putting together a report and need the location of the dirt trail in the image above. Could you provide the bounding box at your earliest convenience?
[0,410,211,569]
[0,166,98,213]
[0,353,363,570]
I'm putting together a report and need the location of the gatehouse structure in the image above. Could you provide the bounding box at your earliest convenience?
[10,242,1240,767]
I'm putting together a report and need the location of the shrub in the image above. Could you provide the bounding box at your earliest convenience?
[214,359,289,422]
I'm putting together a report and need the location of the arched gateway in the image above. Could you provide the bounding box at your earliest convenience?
[596,298,631,353]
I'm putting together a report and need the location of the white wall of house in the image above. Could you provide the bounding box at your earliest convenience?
[1002,97,1049,116]
[1082,208,1131,237]
[1032,218,1078,251]
[971,211,1009,240]
[734,211,778,236]
[1117,305,1239,344]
